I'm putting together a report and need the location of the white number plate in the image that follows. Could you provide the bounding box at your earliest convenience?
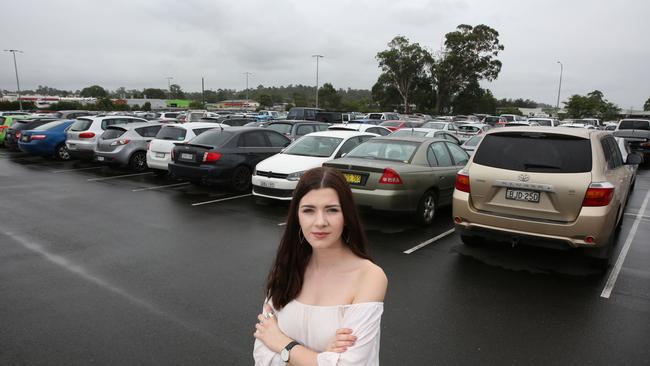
[260,180,275,188]
[181,153,194,160]
[155,152,165,158]
[96,156,105,162]
[505,188,540,203]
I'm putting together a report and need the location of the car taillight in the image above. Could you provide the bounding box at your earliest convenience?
[110,139,130,146]
[31,134,47,140]
[582,183,615,207]
[203,151,222,162]
[379,168,402,184]
[79,132,95,139]
[455,170,470,193]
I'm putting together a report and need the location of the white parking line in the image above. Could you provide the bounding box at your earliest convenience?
[191,193,252,206]
[87,172,153,182]
[132,182,191,192]
[403,228,455,254]
[52,166,105,173]
[601,188,650,299]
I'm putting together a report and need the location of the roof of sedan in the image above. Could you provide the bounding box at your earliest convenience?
[486,126,599,138]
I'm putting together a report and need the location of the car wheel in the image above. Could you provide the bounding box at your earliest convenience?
[231,165,252,193]
[55,144,71,160]
[129,151,148,171]
[416,190,436,226]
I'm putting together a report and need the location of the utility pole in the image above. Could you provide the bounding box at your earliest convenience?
[556,61,563,111]
[165,76,173,99]
[312,55,323,108]
[4,49,23,110]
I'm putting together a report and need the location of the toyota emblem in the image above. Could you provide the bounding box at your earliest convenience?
[518,174,530,182]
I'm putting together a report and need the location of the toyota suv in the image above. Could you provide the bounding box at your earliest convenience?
[452,127,641,268]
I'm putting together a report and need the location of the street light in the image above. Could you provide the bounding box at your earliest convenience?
[556,61,563,110]
[165,77,173,99]
[4,49,23,111]
[312,55,323,108]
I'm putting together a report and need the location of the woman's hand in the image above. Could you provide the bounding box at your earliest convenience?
[253,304,293,353]
[325,328,357,353]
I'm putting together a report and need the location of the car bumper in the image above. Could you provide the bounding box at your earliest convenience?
[350,187,415,212]
[452,190,618,249]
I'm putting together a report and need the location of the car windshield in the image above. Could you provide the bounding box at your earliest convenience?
[473,132,592,173]
[347,140,419,162]
[390,129,428,137]
[267,123,292,134]
[156,126,187,141]
[188,129,232,147]
[69,118,93,131]
[284,136,343,157]
[33,120,68,130]
[422,122,445,129]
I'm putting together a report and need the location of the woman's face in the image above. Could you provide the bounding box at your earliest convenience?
[298,188,345,250]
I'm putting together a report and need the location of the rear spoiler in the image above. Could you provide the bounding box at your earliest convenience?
[613,130,650,141]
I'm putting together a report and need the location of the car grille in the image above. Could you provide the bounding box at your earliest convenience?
[255,170,289,179]
[253,186,294,198]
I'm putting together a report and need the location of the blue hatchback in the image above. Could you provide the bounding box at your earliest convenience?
[18,119,75,160]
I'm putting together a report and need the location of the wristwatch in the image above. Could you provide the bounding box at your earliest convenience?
[280,341,300,362]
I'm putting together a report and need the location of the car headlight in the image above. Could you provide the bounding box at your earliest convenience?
[286,171,306,181]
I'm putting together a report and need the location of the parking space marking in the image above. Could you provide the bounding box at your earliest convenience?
[52,166,105,173]
[87,172,153,182]
[403,228,455,254]
[601,188,650,299]
[132,182,191,192]
[191,193,252,206]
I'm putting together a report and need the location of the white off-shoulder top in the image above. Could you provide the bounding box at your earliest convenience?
[253,300,384,366]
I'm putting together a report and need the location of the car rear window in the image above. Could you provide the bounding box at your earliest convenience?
[69,118,93,131]
[618,120,650,130]
[156,126,187,140]
[101,128,127,139]
[473,132,592,173]
[189,130,233,147]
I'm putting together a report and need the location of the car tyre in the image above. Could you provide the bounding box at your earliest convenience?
[416,190,437,226]
[231,165,252,193]
[55,144,71,161]
[129,151,148,171]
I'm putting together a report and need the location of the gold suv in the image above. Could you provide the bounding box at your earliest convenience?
[452,127,642,267]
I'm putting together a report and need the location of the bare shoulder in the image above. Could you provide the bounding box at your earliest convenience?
[353,260,388,303]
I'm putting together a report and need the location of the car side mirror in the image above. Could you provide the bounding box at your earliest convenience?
[626,153,643,165]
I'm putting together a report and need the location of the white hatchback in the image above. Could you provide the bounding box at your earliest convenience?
[146,122,227,172]
[252,130,377,200]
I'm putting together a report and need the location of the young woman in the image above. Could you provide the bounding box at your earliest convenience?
[253,167,388,366]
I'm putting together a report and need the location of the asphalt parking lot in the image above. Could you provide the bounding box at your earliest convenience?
[1,150,649,365]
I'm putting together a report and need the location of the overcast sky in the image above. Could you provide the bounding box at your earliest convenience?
[2,0,649,109]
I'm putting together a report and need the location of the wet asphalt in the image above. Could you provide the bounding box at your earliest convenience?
[1,149,649,365]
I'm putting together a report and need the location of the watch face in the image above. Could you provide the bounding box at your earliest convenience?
[281,348,289,362]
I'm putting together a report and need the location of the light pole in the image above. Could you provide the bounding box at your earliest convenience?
[4,49,23,110]
[556,61,563,110]
[312,55,323,108]
[243,72,252,102]
[165,76,173,99]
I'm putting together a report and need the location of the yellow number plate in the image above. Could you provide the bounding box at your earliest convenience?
[343,173,362,184]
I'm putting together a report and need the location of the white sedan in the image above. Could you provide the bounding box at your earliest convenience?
[252,130,377,200]
[146,122,228,173]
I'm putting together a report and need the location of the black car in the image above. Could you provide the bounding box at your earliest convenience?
[168,127,290,192]
[4,118,60,151]
[266,120,329,141]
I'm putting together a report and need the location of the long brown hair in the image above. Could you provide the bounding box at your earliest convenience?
[265,167,371,309]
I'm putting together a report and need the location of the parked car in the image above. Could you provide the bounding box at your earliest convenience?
[266,121,329,141]
[168,127,291,192]
[95,122,163,171]
[252,131,377,200]
[460,134,484,155]
[455,123,491,141]
[613,119,650,162]
[379,120,423,132]
[328,123,392,136]
[453,127,641,268]
[366,112,401,121]
[66,115,149,160]
[390,128,462,144]
[0,115,30,146]
[147,122,227,173]
[18,119,75,160]
[323,136,470,225]
[286,107,323,121]
[4,117,59,151]
[421,121,460,133]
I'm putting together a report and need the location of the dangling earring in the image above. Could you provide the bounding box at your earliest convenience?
[298,228,306,245]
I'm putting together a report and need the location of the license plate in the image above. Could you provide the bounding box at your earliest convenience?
[343,173,362,184]
[181,153,194,160]
[156,152,165,158]
[260,180,275,188]
[505,188,540,203]
[96,156,105,162]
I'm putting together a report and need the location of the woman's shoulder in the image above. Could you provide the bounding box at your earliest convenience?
[352,259,388,304]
